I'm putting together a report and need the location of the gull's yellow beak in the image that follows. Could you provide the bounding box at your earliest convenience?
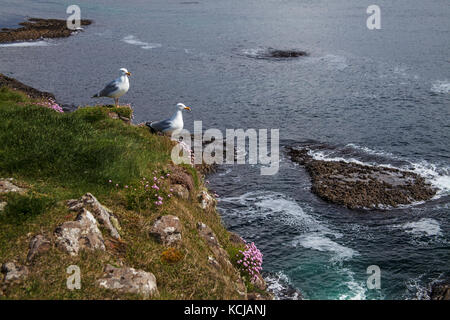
[126,72,132,76]
[184,106,191,111]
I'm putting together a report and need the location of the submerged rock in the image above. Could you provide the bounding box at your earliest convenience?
[287,147,437,209]
[54,209,105,256]
[97,264,158,298]
[1,262,29,283]
[149,215,182,246]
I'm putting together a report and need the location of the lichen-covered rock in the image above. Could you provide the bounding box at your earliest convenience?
[67,193,120,239]
[198,190,217,210]
[54,209,105,256]
[1,262,29,282]
[149,215,182,246]
[27,234,51,263]
[97,264,158,298]
[197,222,232,270]
[171,184,189,200]
[0,202,6,211]
[0,179,25,194]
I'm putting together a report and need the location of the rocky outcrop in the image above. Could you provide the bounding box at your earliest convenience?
[288,147,437,209]
[26,234,51,263]
[97,264,158,298]
[168,164,194,191]
[54,209,105,256]
[67,193,120,239]
[197,222,232,270]
[1,262,29,282]
[0,178,25,194]
[149,215,182,246]
[198,190,217,211]
[171,184,189,200]
[431,282,450,300]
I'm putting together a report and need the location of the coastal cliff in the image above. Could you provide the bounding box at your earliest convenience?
[0,84,271,300]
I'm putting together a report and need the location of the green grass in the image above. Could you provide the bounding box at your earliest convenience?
[0,87,172,198]
[0,87,250,300]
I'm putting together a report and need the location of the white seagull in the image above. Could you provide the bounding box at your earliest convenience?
[92,68,131,107]
[146,103,192,135]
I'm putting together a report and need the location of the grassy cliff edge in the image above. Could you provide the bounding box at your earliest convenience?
[0,86,270,300]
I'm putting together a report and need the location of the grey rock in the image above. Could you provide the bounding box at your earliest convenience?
[150,215,182,246]
[67,193,120,239]
[171,184,189,200]
[97,264,158,298]
[0,179,25,194]
[197,190,217,210]
[54,209,105,256]
[27,234,51,262]
[1,262,29,282]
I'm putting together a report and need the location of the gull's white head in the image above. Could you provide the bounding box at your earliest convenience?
[177,103,191,111]
[120,68,131,76]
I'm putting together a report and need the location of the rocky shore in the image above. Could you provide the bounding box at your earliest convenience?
[0,18,92,43]
[287,147,437,209]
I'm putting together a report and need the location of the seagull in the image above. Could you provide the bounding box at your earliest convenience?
[92,68,131,107]
[146,103,192,135]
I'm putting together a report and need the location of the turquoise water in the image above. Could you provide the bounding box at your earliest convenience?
[0,0,449,299]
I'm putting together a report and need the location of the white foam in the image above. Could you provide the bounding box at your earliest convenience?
[122,35,162,49]
[292,234,357,262]
[338,269,367,300]
[0,40,52,47]
[431,80,450,94]
[264,271,301,300]
[221,191,357,262]
[397,218,442,237]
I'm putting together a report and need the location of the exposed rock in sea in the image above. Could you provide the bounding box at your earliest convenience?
[0,18,92,43]
[97,264,158,298]
[26,234,51,263]
[67,193,121,240]
[268,49,308,58]
[263,272,303,300]
[287,147,437,209]
[54,209,106,256]
[149,215,182,246]
[1,262,29,283]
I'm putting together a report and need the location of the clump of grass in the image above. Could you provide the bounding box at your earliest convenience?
[0,192,55,224]
[161,247,184,264]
